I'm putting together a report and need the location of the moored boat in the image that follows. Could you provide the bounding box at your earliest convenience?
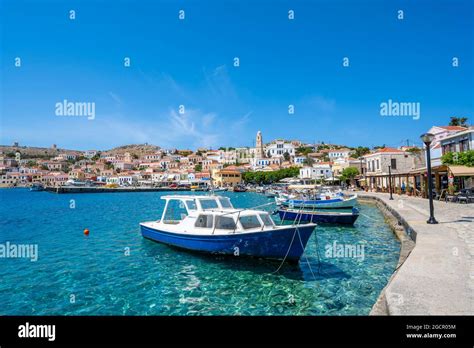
[232,185,247,192]
[29,183,44,191]
[140,195,316,261]
[281,194,358,209]
[212,187,228,192]
[278,207,360,225]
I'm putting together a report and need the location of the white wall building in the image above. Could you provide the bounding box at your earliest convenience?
[299,164,332,180]
[328,148,351,161]
[265,140,295,157]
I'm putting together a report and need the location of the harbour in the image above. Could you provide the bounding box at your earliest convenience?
[0,188,400,315]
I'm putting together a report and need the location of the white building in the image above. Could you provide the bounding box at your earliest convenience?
[265,140,295,157]
[250,157,282,170]
[83,150,98,159]
[328,148,351,161]
[299,164,332,180]
[293,156,306,166]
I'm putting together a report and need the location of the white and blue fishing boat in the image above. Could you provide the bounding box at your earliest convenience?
[140,195,316,262]
[278,207,360,225]
[280,194,358,209]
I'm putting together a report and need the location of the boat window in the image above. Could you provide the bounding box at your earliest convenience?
[163,199,188,224]
[218,197,233,209]
[215,216,236,230]
[239,215,261,229]
[200,199,218,210]
[195,214,213,228]
[185,200,197,211]
[259,214,274,227]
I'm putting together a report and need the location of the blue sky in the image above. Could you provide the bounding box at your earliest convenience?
[1,0,473,150]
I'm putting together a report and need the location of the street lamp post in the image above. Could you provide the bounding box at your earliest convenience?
[388,164,394,200]
[420,133,438,224]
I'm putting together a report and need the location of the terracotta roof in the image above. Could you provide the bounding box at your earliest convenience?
[439,126,467,131]
[375,147,404,153]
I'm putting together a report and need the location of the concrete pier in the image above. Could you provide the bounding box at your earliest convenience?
[359,192,473,315]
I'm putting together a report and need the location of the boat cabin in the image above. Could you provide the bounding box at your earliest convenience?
[159,195,276,233]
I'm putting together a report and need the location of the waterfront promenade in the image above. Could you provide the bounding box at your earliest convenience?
[359,192,473,315]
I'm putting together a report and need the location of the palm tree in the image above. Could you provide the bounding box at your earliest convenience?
[449,117,469,127]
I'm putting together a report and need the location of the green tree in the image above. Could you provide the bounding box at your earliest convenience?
[303,156,314,166]
[449,116,469,127]
[242,167,299,184]
[91,152,102,161]
[442,150,474,167]
[352,146,370,158]
[283,152,290,161]
[296,146,313,156]
[340,167,359,183]
[195,164,203,172]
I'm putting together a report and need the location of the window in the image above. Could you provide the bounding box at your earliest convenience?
[163,200,188,224]
[195,214,213,228]
[218,197,233,208]
[215,216,236,230]
[259,214,274,227]
[185,200,197,211]
[460,139,470,152]
[376,160,380,170]
[391,158,397,170]
[200,199,218,210]
[239,215,262,229]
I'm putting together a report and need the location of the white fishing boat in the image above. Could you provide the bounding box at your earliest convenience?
[140,195,316,261]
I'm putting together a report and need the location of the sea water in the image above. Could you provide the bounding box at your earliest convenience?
[0,189,399,315]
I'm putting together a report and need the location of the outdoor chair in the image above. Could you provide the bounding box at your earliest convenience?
[457,189,471,204]
[445,194,458,203]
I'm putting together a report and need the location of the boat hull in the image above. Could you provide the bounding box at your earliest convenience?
[140,224,315,261]
[278,209,359,225]
[282,195,357,209]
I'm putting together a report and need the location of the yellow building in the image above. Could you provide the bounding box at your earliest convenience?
[212,169,242,187]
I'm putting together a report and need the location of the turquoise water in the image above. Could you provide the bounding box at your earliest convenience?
[0,189,399,315]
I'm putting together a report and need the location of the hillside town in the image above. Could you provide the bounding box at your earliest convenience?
[1,122,473,197]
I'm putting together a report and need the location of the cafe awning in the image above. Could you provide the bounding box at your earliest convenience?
[449,165,474,177]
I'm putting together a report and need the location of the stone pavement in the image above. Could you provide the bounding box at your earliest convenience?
[358,192,473,315]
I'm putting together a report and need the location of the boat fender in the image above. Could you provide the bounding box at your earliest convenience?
[84,229,90,236]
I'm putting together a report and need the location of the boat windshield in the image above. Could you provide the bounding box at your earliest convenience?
[200,199,219,210]
[218,197,233,209]
[185,199,197,211]
[163,199,188,224]
[215,215,236,230]
[259,213,274,227]
[239,215,261,229]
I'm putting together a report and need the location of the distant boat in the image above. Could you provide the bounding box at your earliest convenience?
[281,194,358,209]
[232,185,247,192]
[66,179,87,187]
[212,187,228,192]
[264,189,278,198]
[278,207,360,225]
[140,195,316,262]
[30,183,44,191]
